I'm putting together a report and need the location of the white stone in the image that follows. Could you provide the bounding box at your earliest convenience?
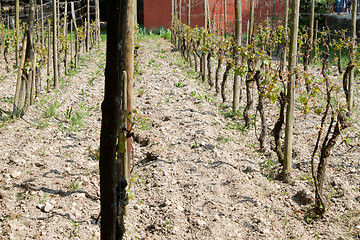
[10,170,21,178]
[177,205,184,212]
[43,202,53,213]
[165,200,172,206]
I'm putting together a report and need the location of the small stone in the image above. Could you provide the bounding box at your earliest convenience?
[177,205,184,212]
[74,193,86,198]
[356,225,360,230]
[165,200,172,206]
[10,170,21,178]
[255,201,261,207]
[43,202,54,213]
[196,219,206,226]
[246,222,253,228]
[133,204,140,210]
[203,144,215,150]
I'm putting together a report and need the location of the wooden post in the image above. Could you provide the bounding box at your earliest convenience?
[47,21,50,92]
[177,0,182,49]
[283,0,300,180]
[30,53,36,105]
[187,0,190,26]
[309,0,315,60]
[53,0,59,89]
[125,0,135,215]
[95,0,100,43]
[348,0,357,112]
[179,0,182,22]
[224,0,227,38]
[24,0,35,111]
[71,2,78,68]
[281,0,289,72]
[70,19,73,64]
[15,0,19,67]
[233,0,242,112]
[13,34,28,116]
[41,0,44,49]
[134,0,137,25]
[100,0,128,238]
[64,0,68,75]
[57,0,60,20]
[202,0,207,82]
[249,0,254,43]
[86,0,90,51]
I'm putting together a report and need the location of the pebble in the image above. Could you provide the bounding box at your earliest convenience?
[74,193,86,198]
[43,202,54,213]
[177,205,184,212]
[195,219,206,226]
[246,222,253,228]
[165,200,172,206]
[10,170,21,178]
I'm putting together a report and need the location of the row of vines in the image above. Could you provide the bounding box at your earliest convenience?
[171,1,358,217]
[0,0,100,117]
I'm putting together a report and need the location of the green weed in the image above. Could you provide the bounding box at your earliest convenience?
[70,181,81,192]
[41,100,62,118]
[137,118,152,130]
[174,82,184,88]
[215,135,233,143]
[299,172,314,184]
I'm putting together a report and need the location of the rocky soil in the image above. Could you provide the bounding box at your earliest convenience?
[0,35,359,240]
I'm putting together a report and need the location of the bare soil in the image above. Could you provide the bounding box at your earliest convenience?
[0,36,359,240]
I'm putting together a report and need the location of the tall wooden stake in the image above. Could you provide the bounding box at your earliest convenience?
[86,0,90,52]
[64,0,68,74]
[15,0,19,67]
[281,0,289,72]
[47,22,50,92]
[233,0,242,112]
[348,0,357,112]
[41,0,44,49]
[283,0,300,181]
[71,2,78,68]
[202,0,207,82]
[95,0,100,43]
[124,0,134,216]
[224,0,227,38]
[100,0,128,238]
[187,0,191,26]
[53,0,59,89]
[309,0,315,60]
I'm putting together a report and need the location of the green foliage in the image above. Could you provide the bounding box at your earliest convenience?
[260,158,278,180]
[299,172,315,183]
[137,118,152,130]
[41,99,62,118]
[137,27,171,41]
[174,82,184,88]
[215,135,233,143]
[70,181,81,192]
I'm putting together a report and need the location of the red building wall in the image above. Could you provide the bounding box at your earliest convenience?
[144,0,285,32]
[144,0,172,28]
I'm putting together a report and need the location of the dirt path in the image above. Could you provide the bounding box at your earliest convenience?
[125,37,360,240]
[0,44,105,239]
[0,36,359,240]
